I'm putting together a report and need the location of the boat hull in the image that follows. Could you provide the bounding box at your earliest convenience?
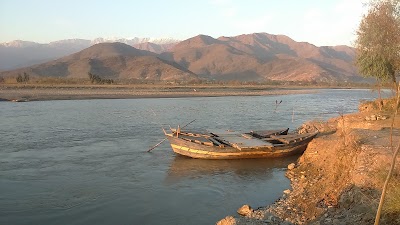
[166,133,317,159]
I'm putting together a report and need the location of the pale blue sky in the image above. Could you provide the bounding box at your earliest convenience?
[0,0,366,46]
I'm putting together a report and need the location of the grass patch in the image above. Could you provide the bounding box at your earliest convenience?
[382,173,400,215]
[375,167,400,215]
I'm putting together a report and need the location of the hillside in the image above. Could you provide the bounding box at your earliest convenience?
[160,35,263,81]
[0,33,365,82]
[162,33,361,82]
[0,42,197,81]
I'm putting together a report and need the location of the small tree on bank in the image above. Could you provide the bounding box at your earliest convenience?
[16,72,30,83]
[355,0,400,94]
[355,1,400,224]
[16,74,23,83]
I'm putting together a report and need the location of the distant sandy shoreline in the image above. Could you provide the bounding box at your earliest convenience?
[0,86,318,101]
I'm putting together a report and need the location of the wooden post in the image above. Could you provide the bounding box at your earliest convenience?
[177,125,180,137]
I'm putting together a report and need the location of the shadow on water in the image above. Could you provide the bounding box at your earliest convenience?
[165,155,299,184]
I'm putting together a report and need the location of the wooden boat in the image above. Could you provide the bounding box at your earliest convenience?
[165,128,317,159]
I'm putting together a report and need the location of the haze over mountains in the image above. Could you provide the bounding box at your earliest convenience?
[0,38,178,71]
[0,33,362,82]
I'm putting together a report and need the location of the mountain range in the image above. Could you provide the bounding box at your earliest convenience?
[0,33,362,82]
[0,38,178,71]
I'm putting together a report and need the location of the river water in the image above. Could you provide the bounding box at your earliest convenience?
[0,89,388,225]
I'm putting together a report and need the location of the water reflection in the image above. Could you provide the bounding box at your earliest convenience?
[165,155,299,184]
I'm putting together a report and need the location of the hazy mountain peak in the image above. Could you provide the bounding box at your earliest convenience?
[90,37,179,45]
[0,37,179,70]
[49,39,91,45]
[70,42,148,60]
[193,34,220,44]
[148,37,180,44]
[0,40,40,48]
[173,34,220,49]
[1,37,180,47]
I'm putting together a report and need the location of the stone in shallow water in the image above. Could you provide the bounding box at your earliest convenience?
[237,204,253,216]
[216,216,236,225]
[288,163,296,170]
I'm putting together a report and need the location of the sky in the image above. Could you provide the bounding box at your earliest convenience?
[0,0,368,46]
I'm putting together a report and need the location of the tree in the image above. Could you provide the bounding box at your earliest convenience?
[16,72,30,83]
[355,0,400,92]
[356,2,400,224]
[23,72,29,83]
[16,74,23,83]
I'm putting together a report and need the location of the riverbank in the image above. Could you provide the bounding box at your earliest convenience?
[218,100,400,225]
[0,84,330,101]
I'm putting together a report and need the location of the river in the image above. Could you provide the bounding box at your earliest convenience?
[0,89,388,225]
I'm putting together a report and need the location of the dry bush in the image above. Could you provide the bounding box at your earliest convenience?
[2,77,18,84]
[297,119,337,134]
[359,98,397,112]
[31,77,89,85]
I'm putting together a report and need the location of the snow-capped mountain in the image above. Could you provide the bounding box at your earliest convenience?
[0,37,179,47]
[91,37,179,45]
[1,40,41,48]
[49,39,91,46]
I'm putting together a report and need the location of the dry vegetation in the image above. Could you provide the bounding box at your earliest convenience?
[376,168,400,216]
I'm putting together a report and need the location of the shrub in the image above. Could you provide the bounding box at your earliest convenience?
[16,72,30,83]
[88,72,114,84]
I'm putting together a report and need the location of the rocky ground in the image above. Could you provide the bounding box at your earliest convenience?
[217,100,400,225]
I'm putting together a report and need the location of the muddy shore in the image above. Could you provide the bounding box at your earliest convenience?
[0,85,316,101]
[218,100,400,225]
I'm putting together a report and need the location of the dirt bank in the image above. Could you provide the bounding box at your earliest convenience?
[218,101,400,225]
[0,85,314,101]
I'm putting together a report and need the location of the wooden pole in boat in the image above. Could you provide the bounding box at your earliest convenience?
[147,138,166,152]
[147,119,196,152]
[274,100,282,112]
[176,125,180,137]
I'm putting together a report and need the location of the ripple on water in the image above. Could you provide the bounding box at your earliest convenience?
[0,90,385,225]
